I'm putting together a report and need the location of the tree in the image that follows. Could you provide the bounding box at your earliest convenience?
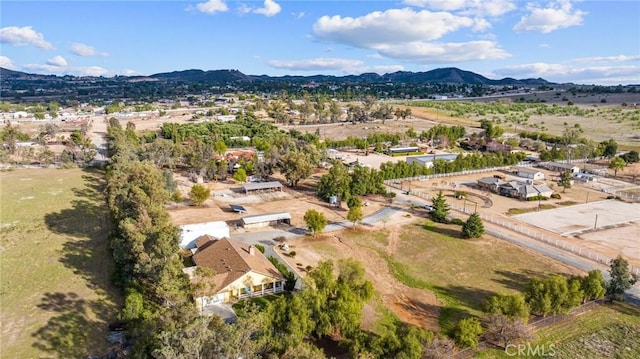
[620,150,639,164]
[303,209,327,237]
[347,205,364,228]
[453,317,483,348]
[524,275,582,316]
[280,151,314,187]
[484,315,531,349]
[600,139,618,158]
[580,270,606,303]
[189,184,211,206]
[606,255,638,302]
[233,168,247,183]
[423,336,455,359]
[461,212,484,238]
[213,139,227,155]
[431,191,450,223]
[559,170,572,192]
[609,157,626,177]
[483,294,530,321]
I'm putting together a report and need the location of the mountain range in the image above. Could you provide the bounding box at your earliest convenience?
[0,67,551,86]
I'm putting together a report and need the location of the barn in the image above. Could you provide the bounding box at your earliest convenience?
[241,212,291,229]
[406,153,459,168]
[242,181,283,195]
[514,167,545,180]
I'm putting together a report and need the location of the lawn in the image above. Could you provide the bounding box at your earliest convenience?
[0,167,120,358]
[475,302,640,358]
[345,220,583,333]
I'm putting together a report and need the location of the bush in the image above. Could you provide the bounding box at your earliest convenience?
[550,193,561,199]
[526,195,548,201]
[288,251,297,257]
[254,244,265,254]
[449,218,465,226]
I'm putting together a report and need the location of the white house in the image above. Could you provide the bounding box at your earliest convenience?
[179,221,230,249]
[515,167,545,180]
[184,237,285,310]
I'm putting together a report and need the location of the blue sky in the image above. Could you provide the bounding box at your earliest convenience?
[1,0,639,85]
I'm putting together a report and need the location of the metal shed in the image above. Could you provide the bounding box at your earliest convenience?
[241,212,291,229]
[242,181,283,195]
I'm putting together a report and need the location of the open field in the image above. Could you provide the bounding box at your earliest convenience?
[476,302,640,359]
[0,168,119,358]
[280,216,583,334]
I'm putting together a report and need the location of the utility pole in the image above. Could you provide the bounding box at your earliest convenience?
[594,214,598,230]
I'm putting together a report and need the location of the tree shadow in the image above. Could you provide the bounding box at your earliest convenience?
[38,169,119,356]
[32,292,115,358]
[434,285,498,313]
[420,222,464,239]
[493,269,551,292]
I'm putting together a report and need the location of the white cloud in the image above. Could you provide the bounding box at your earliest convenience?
[514,0,586,33]
[240,0,281,17]
[70,42,108,57]
[193,0,228,14]
[0,26,53,49]
[572,55,640,64]
[376,40,511,63]
[403,0,516,17]
[78,66,109,76]
[313,8,477,48]
[268,57,405,75]
[292,11,305,19]
[494,62,640,85]
[0,56,17,70]
[254,0,281,17]
[46,55,68,67]
[268,58,364,71]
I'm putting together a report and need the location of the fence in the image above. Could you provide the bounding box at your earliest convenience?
[453,299,605,359]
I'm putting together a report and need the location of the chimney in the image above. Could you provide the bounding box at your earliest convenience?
[248,245,255,255]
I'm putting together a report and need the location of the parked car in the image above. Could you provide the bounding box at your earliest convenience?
[423,204,435,211]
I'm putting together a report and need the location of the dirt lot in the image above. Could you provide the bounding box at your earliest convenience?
[274,211,442,331]
[168,172,387,230]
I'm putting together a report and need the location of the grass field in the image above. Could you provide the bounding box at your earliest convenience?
[345,220,583,333]
[476,302,640,358]
[0,167,120,358]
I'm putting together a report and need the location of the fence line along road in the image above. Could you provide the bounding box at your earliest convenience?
[385,181,640,277]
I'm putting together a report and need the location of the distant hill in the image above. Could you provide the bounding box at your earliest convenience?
[0,66,551,85]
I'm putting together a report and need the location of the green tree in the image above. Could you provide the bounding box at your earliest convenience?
[280,151,314,187]
[213,139,227,156]
[431,191,450,223]
[606,255,639,302]
[347,205,364,228]
[317,161,352,201]
[483,294,530,322]
[580,270,606,303]
[303,209,327,237]
[559,170,572,192]
[233,168,247,183]
[189,184,211,206]
[524,275,581,316]
[461,212,484,238]
[609,157,626,177]
[453,317,483,348]
[600,139,618,158]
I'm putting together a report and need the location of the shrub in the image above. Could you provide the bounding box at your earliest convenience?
[289,251,297,257]
[526,195,548,201]
[550,193,561,199]
[449,218,465,226]
[254,244,265,254]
